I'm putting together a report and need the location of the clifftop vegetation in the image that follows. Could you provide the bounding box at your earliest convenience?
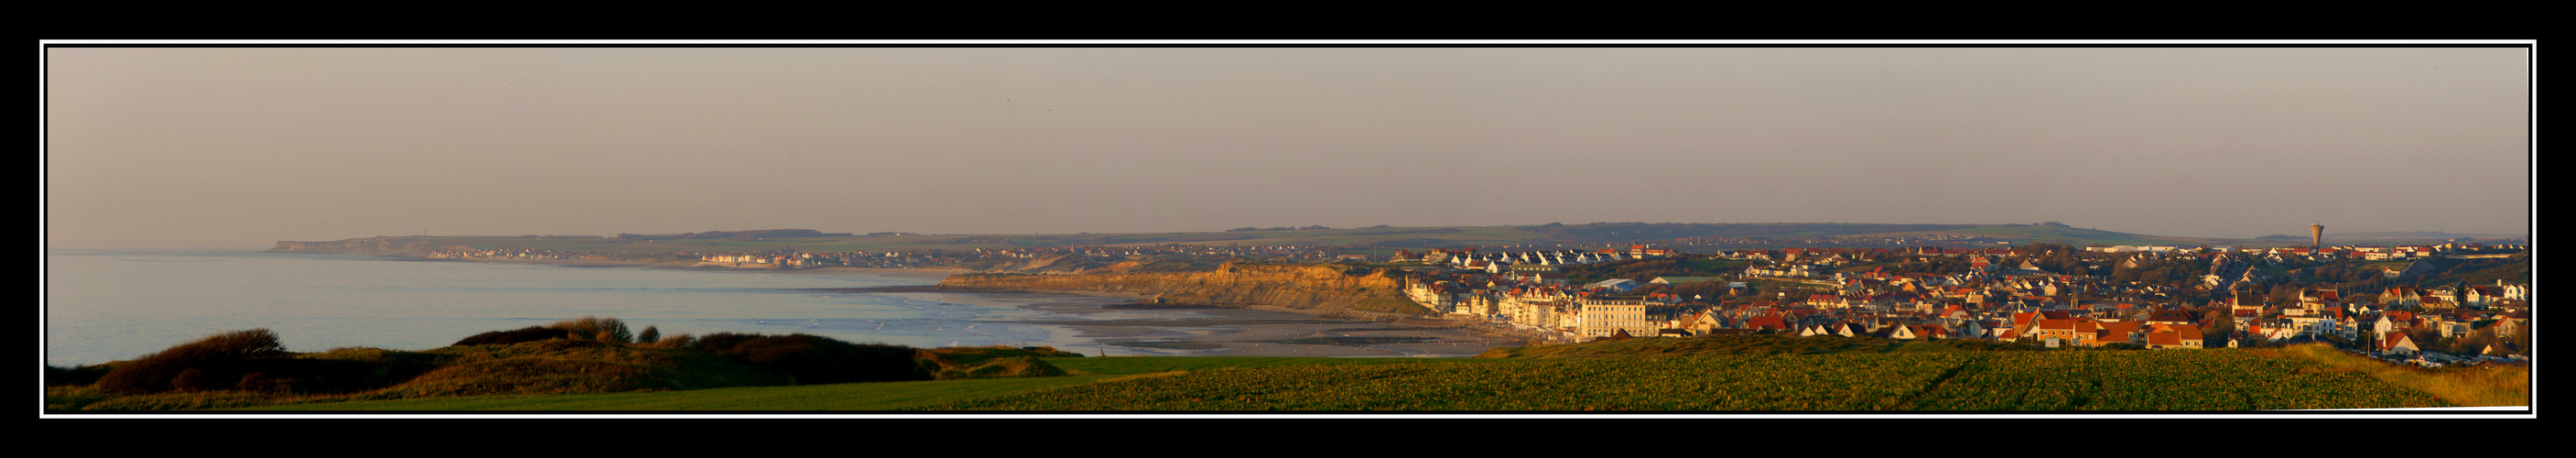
[46,318,1079,411]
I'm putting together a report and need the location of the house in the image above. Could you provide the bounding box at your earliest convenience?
[2144,323,2203,350]
[1891,323,1949,340]
[2096,321,2144,346]
[2466,286,2506,307]
[1834,322,1875,338]
[1578,296,1654,339]
[2029,318,2098,348]
[2380,333,2420,356]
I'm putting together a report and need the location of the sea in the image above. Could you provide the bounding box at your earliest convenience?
[42,248,1170,366]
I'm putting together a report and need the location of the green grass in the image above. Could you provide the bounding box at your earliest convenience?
[1048,355,1506,375]
[1680,258,1751,271]
[2274,344,2527,408]
[917,350,2440,410]
[231,356,1477,411]
[239,376,1121,411]
[167,341,2496,412]
[1737,278,1839,289]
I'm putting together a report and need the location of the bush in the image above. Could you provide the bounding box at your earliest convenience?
[688,333,927,384]
[651,333,695,349]
[93,329,290,394]
[550,316,632,344]
[235,352,442,395]
[932,356,1068,380]
[452,326,571,346]
[171,368,210,392]
[47,365,113,387]
[451,318,641,346]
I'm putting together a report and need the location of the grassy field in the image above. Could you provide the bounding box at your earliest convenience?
[243,376,1123,411]
[2274,344,2528,408]
[918,350,2441,410]
[180,337,2528,413]
[233,356,1475,411]
[1737,278,1841,290]
[1679,258,1753,271]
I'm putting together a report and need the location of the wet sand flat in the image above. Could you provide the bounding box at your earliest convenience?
[978,301,1526,358]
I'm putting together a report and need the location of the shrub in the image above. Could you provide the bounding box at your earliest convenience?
[933,356,1068,380]
[652,333,695,349]
[688,333,927,384]
[550,316,632,344]
[47,364,113,387]
[451,326,572,346]
[94,329,290,394]
[234,355,438,395]
[637,326,660,344]
[237,372,275,392]
[171,368,209,392]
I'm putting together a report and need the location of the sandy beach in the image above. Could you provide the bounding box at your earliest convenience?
[981,299,1535,358]
[387,256,1532,358]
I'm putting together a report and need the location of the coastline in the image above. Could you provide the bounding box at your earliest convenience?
[379,255,973,282]
[283,251,1526,358]
[995,300,1528,358]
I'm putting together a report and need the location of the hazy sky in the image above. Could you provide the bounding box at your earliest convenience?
[45,45,2531,248]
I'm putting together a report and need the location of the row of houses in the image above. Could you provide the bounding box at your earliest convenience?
[1398,250,2527,354]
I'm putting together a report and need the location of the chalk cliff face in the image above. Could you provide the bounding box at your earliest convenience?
[937,262,1430,315]
[266,236,449,256]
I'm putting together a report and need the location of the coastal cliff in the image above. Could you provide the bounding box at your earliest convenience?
[936,262,1432,315]
[267,236,457,256]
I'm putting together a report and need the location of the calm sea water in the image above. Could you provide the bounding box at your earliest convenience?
[43,248,1146,366]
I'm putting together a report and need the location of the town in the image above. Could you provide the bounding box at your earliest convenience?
[416,229,2530,370]
[1388,242,2527,368]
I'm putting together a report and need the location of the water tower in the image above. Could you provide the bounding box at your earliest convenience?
[2310,221,2324,251]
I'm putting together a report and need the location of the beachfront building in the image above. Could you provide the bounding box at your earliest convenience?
[1578,295,1654,340]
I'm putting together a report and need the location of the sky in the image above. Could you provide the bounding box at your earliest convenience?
[45,44,2532,248]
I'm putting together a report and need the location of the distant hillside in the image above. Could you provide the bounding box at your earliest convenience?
[1934,225,2238,247]
[272,222,2316,256]
[268,236,455,256]
[1529,222,1982,243]
[612,229,853,241]
[2325,231,2526,242]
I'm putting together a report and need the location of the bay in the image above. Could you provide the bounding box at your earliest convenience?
[42,248,1160,366]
